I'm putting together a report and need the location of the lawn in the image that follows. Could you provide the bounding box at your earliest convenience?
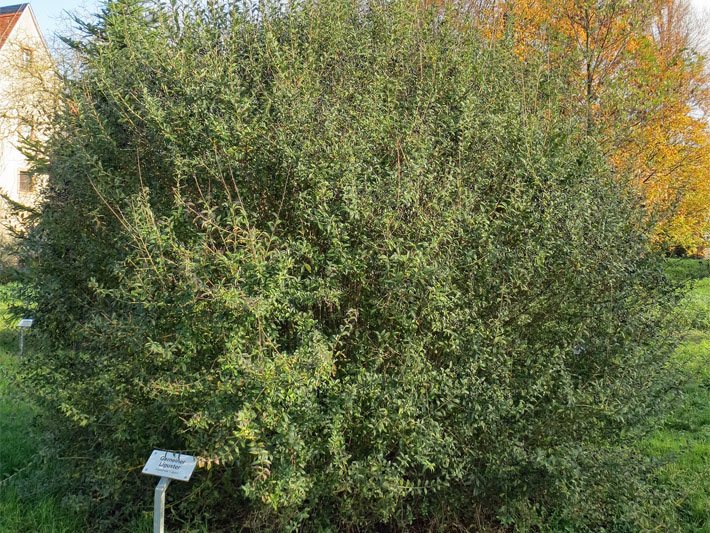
[643,260,710,531]
[0,287,84,533]
[0,260,708,532]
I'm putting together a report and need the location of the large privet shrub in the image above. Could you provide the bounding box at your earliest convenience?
[19,0,680,529]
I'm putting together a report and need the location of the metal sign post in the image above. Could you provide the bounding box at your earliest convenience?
[17,318,33,356]
[153,477,172,533]
[142,450,197,533]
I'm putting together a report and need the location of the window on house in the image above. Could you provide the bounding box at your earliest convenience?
[21,47,33,66]
[18,171,34,194]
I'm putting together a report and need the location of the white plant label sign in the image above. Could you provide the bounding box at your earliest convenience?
[142,450,197,482]
[18,318,33,328]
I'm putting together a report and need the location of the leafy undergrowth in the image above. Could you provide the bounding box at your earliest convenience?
[1,262,708,531]
[643,260,710,531]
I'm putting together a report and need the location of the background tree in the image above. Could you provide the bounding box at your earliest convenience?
[616,0,710,253]
[474,0,709,254]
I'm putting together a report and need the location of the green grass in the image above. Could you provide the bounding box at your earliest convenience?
[665,258,710,284]
[642,261,710,531]
[0,291,84,533]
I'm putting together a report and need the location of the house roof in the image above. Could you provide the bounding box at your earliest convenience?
[0,3,27,50]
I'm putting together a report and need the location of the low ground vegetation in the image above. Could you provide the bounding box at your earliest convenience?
[642,260,709,531]
[0,285,83,532]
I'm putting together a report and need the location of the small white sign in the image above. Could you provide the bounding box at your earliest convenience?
[18,318,33,328]
[142,450,197,482]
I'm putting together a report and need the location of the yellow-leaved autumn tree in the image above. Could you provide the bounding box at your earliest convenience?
[467,0,709,254]
[617,0,710,253]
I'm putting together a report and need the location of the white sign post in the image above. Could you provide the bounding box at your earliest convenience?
[17,318,33,356]
[142,450,197,533]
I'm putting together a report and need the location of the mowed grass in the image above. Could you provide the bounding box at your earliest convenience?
[0,289,83,533]
[643,259,710,531]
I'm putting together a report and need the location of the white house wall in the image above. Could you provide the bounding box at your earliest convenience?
[0,5,48,204]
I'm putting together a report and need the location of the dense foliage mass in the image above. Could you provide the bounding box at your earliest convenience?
[18,0,683,530]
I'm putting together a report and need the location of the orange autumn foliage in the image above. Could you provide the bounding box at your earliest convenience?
[467,0,709,253]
